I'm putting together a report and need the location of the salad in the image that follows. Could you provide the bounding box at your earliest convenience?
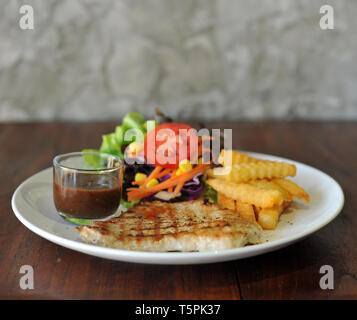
[83,110,218,210]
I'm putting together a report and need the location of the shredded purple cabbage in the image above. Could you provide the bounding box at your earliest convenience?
[159,174,171,183]
[144,173,204,202]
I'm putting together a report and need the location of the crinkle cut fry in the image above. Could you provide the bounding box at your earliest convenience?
[217,193,256,222]
[257,205,285,230]
[235,201,256,222]
[248,179,294,202]
[217,193,236,211]
[206,178,284,209]
[209,161,296,183]
[273,178,310,202]
[219,149,273,166]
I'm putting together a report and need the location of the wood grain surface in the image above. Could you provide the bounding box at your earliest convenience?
[0,121,356,300]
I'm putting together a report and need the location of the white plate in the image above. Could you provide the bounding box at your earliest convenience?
[12,152,344,265]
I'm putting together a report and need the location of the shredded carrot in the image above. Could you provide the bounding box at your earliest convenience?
[168,169,177,192]
[131,166,165,186]
[197,144,214,159]
[146,166,163,180]
[173,180,185,196]
[155,168,173,179]
[199,136,214,141]
[197,147,202,158]
[127,164,209,202]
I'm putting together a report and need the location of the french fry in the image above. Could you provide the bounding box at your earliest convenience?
[249,179,294,202]
[206,178,284,208]
[218,150,267,166]
[209,150,309,230]
[236,201,256,222]
[217,192,256,222]
[209,162,296,183]
[217,193,236,211]
[273,178,310,202]
[257,205,284,230]
[206,167,228,179]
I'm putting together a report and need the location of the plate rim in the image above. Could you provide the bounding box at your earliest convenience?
[11,151,345,264]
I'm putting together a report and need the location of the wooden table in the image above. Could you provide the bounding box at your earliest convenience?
[1,121,356,300]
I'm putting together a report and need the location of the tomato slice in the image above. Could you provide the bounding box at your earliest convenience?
[144,123,198,168]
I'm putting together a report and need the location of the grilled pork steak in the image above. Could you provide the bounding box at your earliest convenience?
[77,200,262,252]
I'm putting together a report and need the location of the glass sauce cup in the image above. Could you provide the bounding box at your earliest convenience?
[53,152,123,221]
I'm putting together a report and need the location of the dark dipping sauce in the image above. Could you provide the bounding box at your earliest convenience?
[53,172,121,219]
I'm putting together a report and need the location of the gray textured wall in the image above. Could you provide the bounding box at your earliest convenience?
[1,0,356,121]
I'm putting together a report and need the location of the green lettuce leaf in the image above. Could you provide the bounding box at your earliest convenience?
[122,112,145,131]
[114,125,125,146]
[64,217,92,225]
[121,198,141,209]
[81,149,102,168]
[203,183,218,204]
[99,133,124,158]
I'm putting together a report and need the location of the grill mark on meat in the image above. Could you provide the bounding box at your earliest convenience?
[137,214,144,239]
[154,215,163,241]
[186,205,195,226]
[77,200,262,252]
[119,213,127,242]
[166,205,178,238]
[111,220,231,236]
[119,223,237,239]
